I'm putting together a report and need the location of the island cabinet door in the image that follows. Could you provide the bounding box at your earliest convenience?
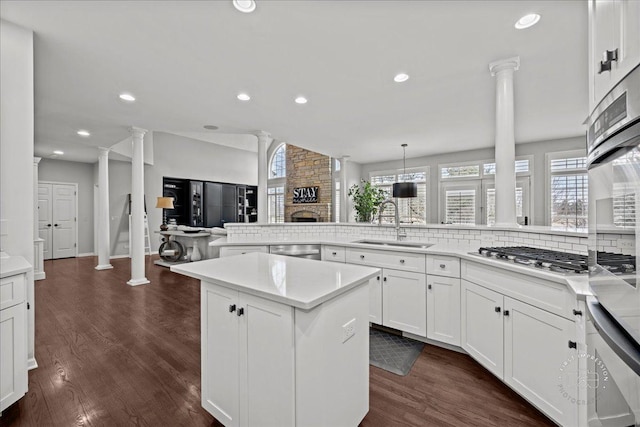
[461,279,504,380]
[382,269,426,337]
[503,297,577,427]
[201,283,240,427]
[238,293,295,427]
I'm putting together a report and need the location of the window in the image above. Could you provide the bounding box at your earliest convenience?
[370,168,428,224]
[267,186,284,223]
[270,144,286,178]
[547,151,588,230]
[268,143,286,223]
[439,157,532,225]
[445,188,477,225]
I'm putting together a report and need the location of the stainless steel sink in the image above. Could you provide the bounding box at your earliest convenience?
[354,239,433,249]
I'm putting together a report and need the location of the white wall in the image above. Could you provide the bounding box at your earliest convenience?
[360,136,586,226]
[0,18,35,364]
[39,158,95,254]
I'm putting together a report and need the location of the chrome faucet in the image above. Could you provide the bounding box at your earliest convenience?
[378,199,407,241]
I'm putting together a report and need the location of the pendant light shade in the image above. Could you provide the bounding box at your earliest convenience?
[392,182,417,198]
[392,144,417,198]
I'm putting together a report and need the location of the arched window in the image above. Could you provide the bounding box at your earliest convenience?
[270,144,286,178]
[268,143,286,222]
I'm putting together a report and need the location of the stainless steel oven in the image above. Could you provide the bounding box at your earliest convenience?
[587,64,640,427]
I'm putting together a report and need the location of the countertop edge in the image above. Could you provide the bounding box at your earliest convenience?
[0,256,33,278]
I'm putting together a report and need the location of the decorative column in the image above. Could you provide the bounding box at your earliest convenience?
[489,56,520,227]
[33,157,45,281]
[339,156,350,222]
[127,127,149,286]
[95,147,113,270]
[256,131,272,223]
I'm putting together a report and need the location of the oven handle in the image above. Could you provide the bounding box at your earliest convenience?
[586,296,640,376]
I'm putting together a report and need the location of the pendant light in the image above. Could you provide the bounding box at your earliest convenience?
[392,144,418,198]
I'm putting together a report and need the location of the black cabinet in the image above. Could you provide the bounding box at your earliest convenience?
[164,177,257,227]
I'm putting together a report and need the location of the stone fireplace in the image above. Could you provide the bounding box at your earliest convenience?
[285,145,332,222]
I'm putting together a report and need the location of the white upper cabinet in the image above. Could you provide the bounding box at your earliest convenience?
[588,0,640,112]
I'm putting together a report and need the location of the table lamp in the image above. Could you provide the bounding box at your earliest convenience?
[156,197,175,231]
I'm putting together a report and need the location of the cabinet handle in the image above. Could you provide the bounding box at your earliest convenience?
[237,307,244,317]
[383,277,387,282]
[495,306,501,313]
[229,304,236,313]
[598,48,618,74]
[504,310,510,316]
[54,224,59,227]
[377,276,380,281]
[332,252,337,256]
[439,264,446,269]
[568,340,577,349]
[360,255,365,259]
[573,309,583,316]
[428,284,432,290]
[47,224,52,227]
[400,259,405,264]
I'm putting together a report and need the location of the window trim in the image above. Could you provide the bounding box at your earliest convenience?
[545,149,588,228]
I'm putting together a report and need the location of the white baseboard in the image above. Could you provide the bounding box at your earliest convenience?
[28,357,38,370]
[34,271,46,281]
[109,254,130,260]
[77,252,95,257]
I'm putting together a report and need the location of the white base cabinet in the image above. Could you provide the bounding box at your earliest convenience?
[0,270,28,413]
[461,278,579,427]
[369,274,382,325]
[427,275,461,346]
[201,279,370,427]
[382,269,426,337]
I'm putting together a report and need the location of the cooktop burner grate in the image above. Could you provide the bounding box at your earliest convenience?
[477,246,636,275]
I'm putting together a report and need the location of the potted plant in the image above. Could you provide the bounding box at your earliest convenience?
[348,179,387,222]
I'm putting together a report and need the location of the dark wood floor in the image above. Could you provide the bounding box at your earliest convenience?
[1,256,554,427]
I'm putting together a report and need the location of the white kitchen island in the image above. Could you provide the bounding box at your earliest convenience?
[171,252,379,427]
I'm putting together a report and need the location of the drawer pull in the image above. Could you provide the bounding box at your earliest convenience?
[383,277,387,282]
[360,255,365,259]
[495,306,501,313]
[237,307,244,317]
[400,259,405,264]
[568,340,577,349]
[503,310,510,316]
[332,252,337,256]
[229,304,236,313]
[377,276,380,281]
[439,264,446,269]
[428,284,432,290]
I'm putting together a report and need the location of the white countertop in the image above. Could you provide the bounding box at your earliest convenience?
[171,252,379,310]
[209,238,590,297]
[0,255,32,278]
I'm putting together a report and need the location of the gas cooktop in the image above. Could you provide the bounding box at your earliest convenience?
[474,246,636,275]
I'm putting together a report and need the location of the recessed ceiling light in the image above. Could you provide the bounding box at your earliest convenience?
[515,13,540,29]
[53,150,64,155]
[233,0,256,13]
[119,93,136,102]
[295,96,308,104]
[77,130,91,137]
[203,125,219,130]
[237,93,251,101]
[394,73,410,83]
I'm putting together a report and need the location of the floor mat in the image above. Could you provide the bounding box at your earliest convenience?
[369,328,424,376]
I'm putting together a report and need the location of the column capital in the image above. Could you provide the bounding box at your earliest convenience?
[489,56,520,76]
[255,130,273,144]
[33,157,41,165]
[98,147,110,156]
[129,127,148,138]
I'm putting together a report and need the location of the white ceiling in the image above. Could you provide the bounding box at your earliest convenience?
[0,0,588,164]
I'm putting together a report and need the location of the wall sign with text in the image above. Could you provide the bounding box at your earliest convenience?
[293,186,319,203]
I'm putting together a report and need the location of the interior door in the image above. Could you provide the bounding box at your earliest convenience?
[38,183,53,260]
[52,183,76,259]
[482,176,531,225]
